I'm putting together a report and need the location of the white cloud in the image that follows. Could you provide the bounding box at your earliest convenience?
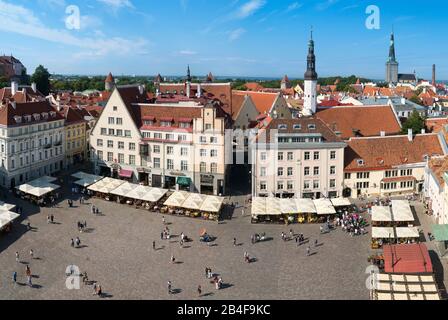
[0,0,148,58]
[316,0,339,11]
[178,50,198,56]
[235,0,266,19]
[96,0,134,9]
[228,28,246,41]
[286,2,302,12]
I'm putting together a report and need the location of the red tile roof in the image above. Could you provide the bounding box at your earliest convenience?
[317,105,401,140]
[0,101,64,126]
[344,134,444,172]
[428,156,448,186]
[426,118,448,133]
[383,244,433,274]
[233,90,278,115]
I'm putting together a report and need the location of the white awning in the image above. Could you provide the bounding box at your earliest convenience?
[265,197,282,215]
[313,198,336,215]
[140,188,168,203]
[109,182,138,197]
[164,191,190,207]
[0,201,16,212]
[330,197,351,207]
[391,200,414,222]
[73,173,104,187]
[16,177,60,198]
[395,227,420,238]
[88,177,126,194]
[0,211,20,229]
[251,197,267,215]
[295,199,317,213]
[183,193,207,210]
[372,206,393,222]
[280,199,298,214]
[200,196,224,213]
[372,227,395,239]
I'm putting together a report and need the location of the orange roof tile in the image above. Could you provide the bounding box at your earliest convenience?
[345,134,444,172]
[233,90,278,115]
[317,105,401,140]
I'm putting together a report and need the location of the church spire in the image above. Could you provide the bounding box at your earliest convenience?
[186,65,192,82]
[388,32,396,62]
[304,28,318,81]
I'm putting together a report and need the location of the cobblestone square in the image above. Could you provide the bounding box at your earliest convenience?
[0,186,376,300]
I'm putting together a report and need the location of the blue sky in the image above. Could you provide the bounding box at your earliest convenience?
[0,0,447,79]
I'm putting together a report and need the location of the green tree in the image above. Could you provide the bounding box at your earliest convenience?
[0,76,8,89]
[401,110,426,135]
[31,65,51,95]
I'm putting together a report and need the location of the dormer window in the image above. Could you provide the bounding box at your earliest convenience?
[357,159,365,166]
[24,115,32,122]
[14,116,22,124]
[49,111,56,118]
[33,113,40,121]
[143,120,153,126]
[293,124,301,130]
[41,112,48,120]
[278,124,287,130]
[308,124,316,130]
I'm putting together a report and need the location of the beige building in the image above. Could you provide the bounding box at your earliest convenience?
[251,117,346,198]
[90,86,229,195]
[344,131,447,198]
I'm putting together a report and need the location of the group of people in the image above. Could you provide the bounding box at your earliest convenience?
[46,214,55,224]
[70,237,82,248]
[91,205,100,215]
[77,221,88,233]
[13,250,35,287]
[335,212,367,237]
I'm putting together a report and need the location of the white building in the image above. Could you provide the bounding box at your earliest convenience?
[90,86,230,195]
[424,156,448,225]
[251,117,346,198]
[0,100,65,188]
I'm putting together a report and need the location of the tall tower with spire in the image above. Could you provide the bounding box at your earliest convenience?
[186,65,192,98]
[386,32,399,84]
[303,29,318,116]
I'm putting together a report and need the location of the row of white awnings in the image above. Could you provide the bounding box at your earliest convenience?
[16,176,60,198]
[371,226,420,239]
[251,197,341,216]
[371,200,415,222]
[86,178,168,203]
[373,274,440,301]
[163,191,225,213]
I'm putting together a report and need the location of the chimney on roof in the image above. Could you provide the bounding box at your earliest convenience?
[31,82,37,93]
[408,128,413,142]
[11,81,18,95]
[138,85,145,95]
[380,131,386,137]
[421,128,426,134]
[11,100,16,109]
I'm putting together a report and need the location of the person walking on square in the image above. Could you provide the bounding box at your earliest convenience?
[233,238,237,246]
[153,241,156,250]
[75,237,81,248]
[306,246,311,256]
[70,238,74,248]
[50,214,54,224]
[27,275,32,287]
[171,255,175,264]
[198,285,202,297]
[167,281,172,294]
[93,282,98,295]
[15,251,19,263]
[29,249,34,260]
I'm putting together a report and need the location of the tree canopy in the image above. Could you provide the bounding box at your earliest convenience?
[31,65,51,95]
[401,110,426,135]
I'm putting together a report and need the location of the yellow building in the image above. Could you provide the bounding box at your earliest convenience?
[57,106,88,168]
